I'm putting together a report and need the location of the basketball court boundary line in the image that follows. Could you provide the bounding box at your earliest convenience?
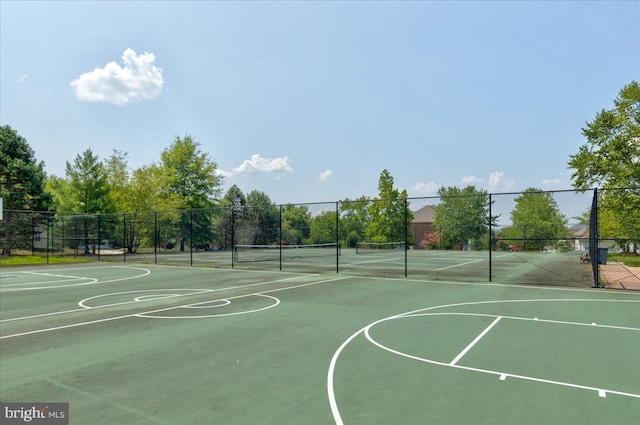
[328,297,640,425]
[0,276,350,339]
[0,266,151,292]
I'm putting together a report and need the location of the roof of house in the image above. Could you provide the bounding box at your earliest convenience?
[569,223,588,238]
[412,205,435,223]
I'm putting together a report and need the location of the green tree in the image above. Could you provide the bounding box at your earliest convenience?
[159,134,223,251]
[568,81,640,252]
[569,81,640,189]
[47,149,114,254]
[219,185,247,250]
[500,188,571,251]
[0,125,52,255]
[48,149,113,214]
[366,169,414,244]
[281,204,311,245]
[339,196,370,248]
[104,150,130,210]
[243,190,279,245]
[309,210,337,244]
[433,186,489,250]
[104,153,171,253]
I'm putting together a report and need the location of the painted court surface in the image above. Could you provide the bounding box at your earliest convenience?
[0,264,639,424]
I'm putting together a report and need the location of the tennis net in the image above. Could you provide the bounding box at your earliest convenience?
[356,241,406,254]
[234,243,340,263]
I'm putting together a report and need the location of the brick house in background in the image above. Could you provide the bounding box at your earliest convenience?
[410,205,435,248]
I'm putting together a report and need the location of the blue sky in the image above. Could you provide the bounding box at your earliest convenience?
[1,1,638,205]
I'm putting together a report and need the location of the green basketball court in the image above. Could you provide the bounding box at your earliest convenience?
[1,263,638,424]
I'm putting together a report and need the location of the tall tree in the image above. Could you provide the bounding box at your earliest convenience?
[160,134,223,209]
[309,210,337,244]
[104,153,171,253]
[281,204,311,245]
[568,81,640,252]
[49,149,113,214]
[219,185,247,249]
[104,150,130,210]
[366,169,414,244]
[47,149,113,254]
[159,134,223,251]
[243,190,279,245]
[339,196,370,248]
[569,81,640,189]
[433,186,489,250]
[0,125,52,255]
[500,188,571,251]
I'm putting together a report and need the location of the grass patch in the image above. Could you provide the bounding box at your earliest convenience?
[0,255,94,266]
[608,253,640,267]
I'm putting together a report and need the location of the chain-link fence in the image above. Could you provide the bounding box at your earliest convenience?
[2,188,638,290]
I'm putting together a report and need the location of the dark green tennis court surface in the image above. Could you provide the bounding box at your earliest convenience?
[1,263,638,424]
[114,248,595,287]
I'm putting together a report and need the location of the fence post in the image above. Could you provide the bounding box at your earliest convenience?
[231,207,235,268]
[404,197,408,278]
[31,215,36,255]
[336,201,339,274]
[489,194,492,282]
[590,188,599,288]
[46,214,51,264]
[98,214,102,261]
[279,205,283,271]
[154,211,158,265]
[121,213,125,263]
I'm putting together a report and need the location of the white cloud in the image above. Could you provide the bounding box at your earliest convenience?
[488,171,515,192]
[70,48,163,105]
[232,154,294,175]
[542,178,562,188]
[18,74,28,83]
[215,169,233,179]
[318,169,334,182]
[461,176,482,185]
[412,181,439,196]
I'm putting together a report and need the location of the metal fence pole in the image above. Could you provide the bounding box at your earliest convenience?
[489,194,492,282]
[590,188,599,288]
[336,201,339,274]
[404,197,408,278]
[279,205,283,271]
[154,211,158,265]
[121,214,125,263]
[46,214,51,264]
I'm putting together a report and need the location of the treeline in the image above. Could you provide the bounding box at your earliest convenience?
[0,127,414,254]
[0,120,579,256]
[2,79,639,255]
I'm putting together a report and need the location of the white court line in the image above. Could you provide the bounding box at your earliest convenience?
[0,276,94,288]
[78,274,321,309]
[408,312,640,333]
[327,297,640,425]
[342,257,404,266]
[139,276,350,314]
[449,316,502,365]
[1,274,314,323]
[434,258,483,271]
[366,328,640,400]
[0,266,151,292]
[0,276,350,338]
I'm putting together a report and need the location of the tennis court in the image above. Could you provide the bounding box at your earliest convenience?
[1,263,639,424]
[122,246,596,287]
